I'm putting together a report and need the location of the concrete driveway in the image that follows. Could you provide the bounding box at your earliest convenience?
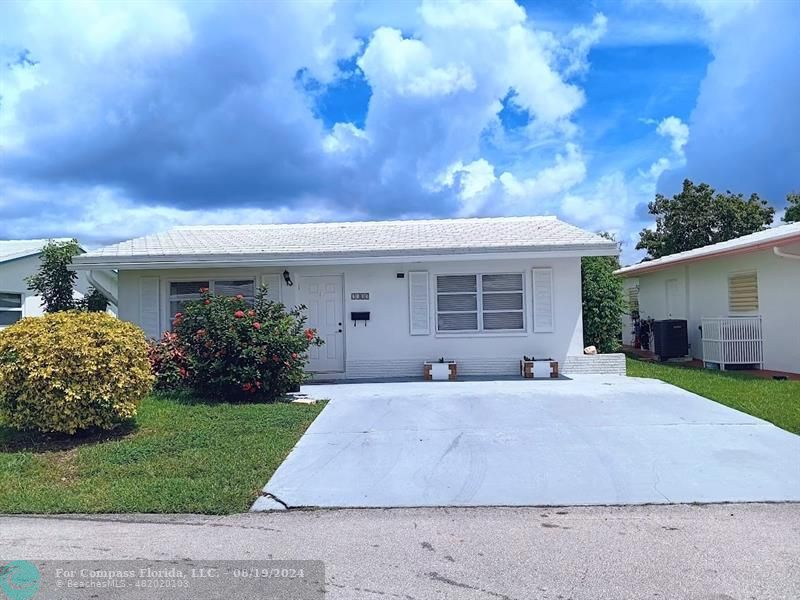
[256,376,800,509]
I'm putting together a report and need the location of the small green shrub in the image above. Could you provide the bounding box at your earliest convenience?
[160,285,322,402]
[0,312,154,434]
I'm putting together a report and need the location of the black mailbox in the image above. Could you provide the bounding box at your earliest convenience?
[351,311,370,326]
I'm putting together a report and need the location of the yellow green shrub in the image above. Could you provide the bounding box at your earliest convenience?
[0,311,154,434]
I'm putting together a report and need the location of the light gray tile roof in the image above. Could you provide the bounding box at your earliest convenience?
[0,238,72,264]
[75,217,616,267]
[615,221,800,276]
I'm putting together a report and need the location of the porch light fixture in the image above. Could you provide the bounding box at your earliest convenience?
[283,270,294,286]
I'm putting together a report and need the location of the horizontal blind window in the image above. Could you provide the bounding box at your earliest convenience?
[435,273,525,333]
[438,293,478,312]
[0,292,22,326]
[484,312,524,330]
[436,275,478,331]
[438,312,478,331]
[482,292,523,311]
[214,280,255,305]
[169,278,255,322]
[0,292,22,309]
[169,281,208,319]
[728,273,758,313]
[482,273,523,292]
[437,275,477,293]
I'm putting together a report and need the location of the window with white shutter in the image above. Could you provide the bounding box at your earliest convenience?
[167,278,256,323]
[728,272,758,314]
[408,271,431,335]
[532,268,554,333]
[435,273,525,333]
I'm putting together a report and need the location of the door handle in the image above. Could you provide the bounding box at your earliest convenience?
[338,329,343,333]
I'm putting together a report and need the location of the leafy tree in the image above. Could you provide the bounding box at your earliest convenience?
[782,192,800,223]
[25,239,82,312]
[582,233,625,353]
[25,239,108,313]
[636,179,775,259]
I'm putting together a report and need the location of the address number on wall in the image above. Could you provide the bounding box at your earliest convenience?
[351,292,369,300]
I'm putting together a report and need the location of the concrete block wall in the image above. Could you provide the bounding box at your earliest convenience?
[562,353,626,376]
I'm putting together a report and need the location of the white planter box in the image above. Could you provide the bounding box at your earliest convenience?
[430,363,451,380]
[533,361,552,378]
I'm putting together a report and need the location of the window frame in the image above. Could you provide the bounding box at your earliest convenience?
[0,291,24,327]
[165,277,257,323]
[434,272,526,335]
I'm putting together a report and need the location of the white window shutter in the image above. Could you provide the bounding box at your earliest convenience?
[139,277,161,339]
[532,268,554,333]
[408,271,430,335]
[261,274,282,303]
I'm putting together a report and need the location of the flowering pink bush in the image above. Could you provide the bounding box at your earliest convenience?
[152,285,322,402]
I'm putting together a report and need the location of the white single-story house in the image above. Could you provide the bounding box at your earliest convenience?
[71,216,618,379]
[0,239,97,328]
[616,222,800,374]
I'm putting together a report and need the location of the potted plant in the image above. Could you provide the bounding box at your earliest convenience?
[424,357,458,381]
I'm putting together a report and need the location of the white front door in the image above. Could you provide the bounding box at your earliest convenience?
[297,275,345,372]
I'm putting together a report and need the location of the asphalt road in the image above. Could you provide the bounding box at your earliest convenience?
[2,503,798,599]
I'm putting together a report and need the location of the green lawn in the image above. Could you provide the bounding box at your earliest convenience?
[627,357,800,435]
[0,394,324,514]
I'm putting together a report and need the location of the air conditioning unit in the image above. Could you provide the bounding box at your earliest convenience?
[653,319,688,360]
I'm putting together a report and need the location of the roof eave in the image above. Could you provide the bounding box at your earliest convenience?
[72,244,618,270]
[615,232,800,277]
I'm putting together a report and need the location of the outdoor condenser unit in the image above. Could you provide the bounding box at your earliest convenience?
[652,319,689,360]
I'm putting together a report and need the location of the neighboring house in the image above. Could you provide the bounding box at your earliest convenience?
[72,216,617,379]
[616,222,800,374]
[0,239,94,328]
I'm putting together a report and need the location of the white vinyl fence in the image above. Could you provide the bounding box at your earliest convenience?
[701,316,763,370]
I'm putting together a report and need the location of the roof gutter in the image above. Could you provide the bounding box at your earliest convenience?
[773,246,800,260]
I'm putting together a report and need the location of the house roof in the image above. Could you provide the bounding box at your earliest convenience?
[615,221,800,277]
[72,216,618,269]
[0,238,73,265]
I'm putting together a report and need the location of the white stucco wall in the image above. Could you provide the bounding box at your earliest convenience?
[622,243,800,373]
[0,254,94,328]
[117,257,585,378]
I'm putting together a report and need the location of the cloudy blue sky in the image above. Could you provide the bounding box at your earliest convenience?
[1,0,798,264]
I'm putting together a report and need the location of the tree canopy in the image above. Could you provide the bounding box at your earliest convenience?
[783,192,800,223]
[636,179,775,259]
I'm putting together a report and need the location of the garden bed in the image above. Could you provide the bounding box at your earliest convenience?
[0,394,324,514]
